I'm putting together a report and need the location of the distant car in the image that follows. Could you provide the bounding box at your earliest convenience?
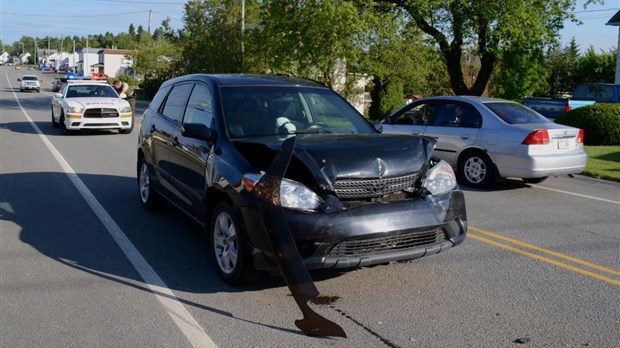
[15,66,20,70]
[91,73,109,80]
[51,79,64,92]
[18,75,40,92]
[380,96,587,188]
[51,80,133,135]
[40,66,49,71]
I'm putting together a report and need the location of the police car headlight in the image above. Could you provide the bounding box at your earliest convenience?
[67,106,84,114]
[120,105,132,114]
[423,160,457,196]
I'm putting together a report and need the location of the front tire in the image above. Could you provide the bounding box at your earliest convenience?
[59,113,71,135]
[210,201,258,285]
[51,107,58,128]
[458,151,496,188]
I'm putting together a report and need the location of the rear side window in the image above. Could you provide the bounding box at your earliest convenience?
[485,102,551,124]
[161,83,193,124]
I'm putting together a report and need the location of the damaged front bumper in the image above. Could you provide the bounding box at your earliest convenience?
[243,190,467,272]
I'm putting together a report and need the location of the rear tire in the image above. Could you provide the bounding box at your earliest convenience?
[458,151,496,188]
[210,201,259,285]
[137,157,159,209]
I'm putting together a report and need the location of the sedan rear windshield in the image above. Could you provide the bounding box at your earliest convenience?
[23,76,38,81]
[484,102,552,124]
[220,86,375,138]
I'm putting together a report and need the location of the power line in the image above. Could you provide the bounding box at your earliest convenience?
[0,10,146,18]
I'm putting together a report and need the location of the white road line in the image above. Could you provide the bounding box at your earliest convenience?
[531,184,620,205]
[4,71,217,348]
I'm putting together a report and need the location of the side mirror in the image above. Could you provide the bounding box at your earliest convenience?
[182,123,213,143]
[373,123,383,133]
[54,93,63,98]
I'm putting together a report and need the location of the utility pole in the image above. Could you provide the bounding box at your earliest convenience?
[241,0,245,73]
[148,9,152,35]
[34,38,37,66]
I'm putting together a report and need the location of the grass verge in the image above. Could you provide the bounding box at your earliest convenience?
[583,146,620,182]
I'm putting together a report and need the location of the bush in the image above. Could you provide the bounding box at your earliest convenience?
[555,104,620,145]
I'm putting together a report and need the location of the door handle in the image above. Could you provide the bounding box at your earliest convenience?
[461,136,470,140]
[172,137,179,147]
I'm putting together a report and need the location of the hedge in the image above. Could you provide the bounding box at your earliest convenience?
[554,104,620,145]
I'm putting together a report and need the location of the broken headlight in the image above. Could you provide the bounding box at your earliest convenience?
[243,174,323,210]
[422,160,457,196]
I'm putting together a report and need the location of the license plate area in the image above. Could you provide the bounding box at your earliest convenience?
[555,137,572,149]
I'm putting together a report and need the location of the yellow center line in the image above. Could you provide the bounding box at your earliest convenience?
[469,226,620,277]
[468,233,620,286]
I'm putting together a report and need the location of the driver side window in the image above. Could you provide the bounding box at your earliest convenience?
[394,103,433,125]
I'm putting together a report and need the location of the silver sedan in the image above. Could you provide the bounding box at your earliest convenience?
[380,96,587,188]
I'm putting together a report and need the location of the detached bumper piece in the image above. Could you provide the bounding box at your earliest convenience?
[249,136,346,338]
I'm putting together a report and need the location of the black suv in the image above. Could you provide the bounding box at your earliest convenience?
[137,74,467,285]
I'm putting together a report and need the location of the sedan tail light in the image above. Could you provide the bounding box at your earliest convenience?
[565,104,571,113]
[522,130,550,145]
[576,129,584,144]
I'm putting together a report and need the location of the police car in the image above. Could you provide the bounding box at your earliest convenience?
[51,79,133,135]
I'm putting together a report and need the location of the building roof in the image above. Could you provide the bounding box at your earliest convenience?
[606,10,620,26]
[98,49,132,55]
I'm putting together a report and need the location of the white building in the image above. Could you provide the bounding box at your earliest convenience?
[95,49,133,77]
[76,48,103,76]
[0,52,11,64]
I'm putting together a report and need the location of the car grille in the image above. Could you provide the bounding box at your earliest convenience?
[327,228,447,257]
[333,173,419,199]
[83,108,119,118]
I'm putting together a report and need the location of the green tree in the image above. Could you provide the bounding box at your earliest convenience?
[180,0,251,73]
[375,0,597,96]
[491,46,550,101]
[575,46,617,84]
[251,0,369,88]
[133,38,182,97]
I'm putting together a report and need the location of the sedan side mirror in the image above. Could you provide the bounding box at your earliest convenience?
[182,123,214,143]
[54,93,63,98]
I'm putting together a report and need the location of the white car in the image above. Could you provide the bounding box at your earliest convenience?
[18,75,40,92]
[51,80,133,134]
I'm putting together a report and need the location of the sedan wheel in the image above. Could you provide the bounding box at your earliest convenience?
[210,202,258,285]
[458,151,495,188]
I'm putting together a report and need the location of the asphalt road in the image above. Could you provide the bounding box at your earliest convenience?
[1,66,619,348]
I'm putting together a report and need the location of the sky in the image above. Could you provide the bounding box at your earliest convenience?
[0,0,618,53]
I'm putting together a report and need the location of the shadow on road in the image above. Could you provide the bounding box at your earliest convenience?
[0,171,344,336]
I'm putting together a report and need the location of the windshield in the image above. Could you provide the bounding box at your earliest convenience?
[23,76,38,81]
[485,102,552,124]
[65,85,118,98]
[220,86,374,138]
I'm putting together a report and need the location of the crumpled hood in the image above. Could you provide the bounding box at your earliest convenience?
[235,133,436,185]
[66,98,129,109]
